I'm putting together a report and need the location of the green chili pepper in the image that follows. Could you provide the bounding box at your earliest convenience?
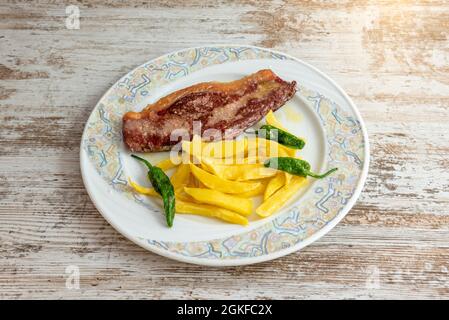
[264,157,338,179]
[253,125,305,149]
[131,154,175,227]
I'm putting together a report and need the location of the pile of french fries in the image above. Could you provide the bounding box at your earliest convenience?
[129,111,307,225]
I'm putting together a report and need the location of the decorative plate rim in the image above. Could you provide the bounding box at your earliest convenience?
[80,44,370,266]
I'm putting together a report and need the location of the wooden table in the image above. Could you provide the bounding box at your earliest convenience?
[1,1,448,299]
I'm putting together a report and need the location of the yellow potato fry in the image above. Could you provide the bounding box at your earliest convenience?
[201,153,260,166]
[129,164,189,197]
[155,157,180,171]
[264,173,285,200]
[187,173,199,188]
[239,180,267,198]
[131,177,196,205]
[239,155,263,165]
[204,162,261,180]
[202,137,247,159]
[284,172,292,184]
[189,164,261,194]
[197,180,207,189]
[170,163,190,190]
[184,135,248,163]
[174,189,194,202]
[236,167,277,181]
[223,164,261,180]
[200,156,221,173]
[271,142,296,158]
[284,147,296,157]
[184,187,253,216]
[278,148,294,182]
[266,110,304,155]
[176,200,248,225]
[256,176,307,217]
[266,110,287,130]
[128,179,158,197]
[247,137,295,158]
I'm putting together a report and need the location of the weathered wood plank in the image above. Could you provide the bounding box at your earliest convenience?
[1,0,448,299]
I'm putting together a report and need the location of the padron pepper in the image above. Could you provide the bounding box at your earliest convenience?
[264,157,338,179]
[254,124,306,150]
[131,155,175,227]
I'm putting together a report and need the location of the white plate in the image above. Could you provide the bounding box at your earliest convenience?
[80,45,369,266]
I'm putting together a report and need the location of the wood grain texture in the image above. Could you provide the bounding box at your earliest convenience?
[1,0,448,299]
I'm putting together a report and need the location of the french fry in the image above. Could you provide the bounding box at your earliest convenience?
[256,176,307,217]
[184,187,253,216]
[174,189,194,202]
[128,179,158,197]
[279,148,293,183]
[203,162,262,180]
[278,145,296,158]
[129,163,189,197]
[264,173,285,200]
[197,180,207,189]
[238,155,262,164]
[202,154,262,166]
[247,137,296,158]
[239,180,267,198]
[204,161,276,181]
[129,109,308,226]
[200,156,220,173]
[182,135,248,163]
[155,156,180,171]
[186,173,197,187]
[266,110,287,130]
[170,163,190,190]
[176,200,248,225]
[236,167,277,181]
[189,163,261,194]
[266,109,303,156]
[201,137,247,159]
[284,172,292,185]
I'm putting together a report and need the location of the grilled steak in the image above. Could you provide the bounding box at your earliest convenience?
[122,69,296,152]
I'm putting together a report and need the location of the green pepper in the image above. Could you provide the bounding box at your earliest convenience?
[264,157,338,179]
[131,154,175,227]
[255,125,305,150]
